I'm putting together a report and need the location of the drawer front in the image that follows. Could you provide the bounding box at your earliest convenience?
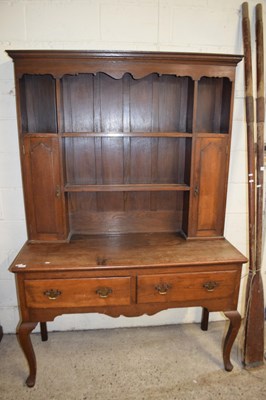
[25,277,131,308]
[137,270,239,304]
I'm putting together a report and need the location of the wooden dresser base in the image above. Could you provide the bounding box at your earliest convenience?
[10,233,246,387]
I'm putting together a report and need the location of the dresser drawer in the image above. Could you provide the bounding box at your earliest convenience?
[25,277,131,308]
[137,270,239,304]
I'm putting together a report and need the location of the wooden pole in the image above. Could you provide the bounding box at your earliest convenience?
[255,4,265,280]
[242,2,256,271]
[242,2,265,367]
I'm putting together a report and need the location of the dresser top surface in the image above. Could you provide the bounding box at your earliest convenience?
[10,233,247,273]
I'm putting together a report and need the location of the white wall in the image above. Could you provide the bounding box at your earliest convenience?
[0,0,265,333]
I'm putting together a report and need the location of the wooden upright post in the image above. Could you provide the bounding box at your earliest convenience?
[242,2,265,367]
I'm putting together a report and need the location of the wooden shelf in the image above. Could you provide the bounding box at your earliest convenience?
[23,132,58,138]
[196,132,229,138]
[61,132,193,138]
[64,184,190,192]
[22,132,229,138]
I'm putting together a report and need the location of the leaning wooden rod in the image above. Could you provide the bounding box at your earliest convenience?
[242,2,265,367]
[242,2,256,275]
[255,3,265,277]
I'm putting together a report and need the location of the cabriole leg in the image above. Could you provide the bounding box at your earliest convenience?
[17,321,38,387]
[223,311,241,371]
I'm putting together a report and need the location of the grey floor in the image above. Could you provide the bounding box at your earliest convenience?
[0,322,265,400]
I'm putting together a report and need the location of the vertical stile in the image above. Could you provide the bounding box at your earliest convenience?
[150,74,160,211]
[55,77,69,238]
[16,74,26,175]
[213,79,223,132]
[219,77,235,237]
[179,77,189,132]
[178,78,189,216]
[55,77,63,135]
[187,79,198,236]
[123,74,131,210]
[93,73,104,211]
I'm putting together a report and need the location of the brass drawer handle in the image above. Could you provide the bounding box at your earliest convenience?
[203,281,218,292]
[96,287,112,298]
[155,283,172,295]
[43,289,62,300]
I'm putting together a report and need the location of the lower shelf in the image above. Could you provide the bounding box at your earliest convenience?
[64,183,190,192]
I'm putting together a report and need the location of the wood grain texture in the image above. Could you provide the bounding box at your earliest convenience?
[9,51,242,240]
[7,50,245,385]
[25,277,132,308]
[10,233,247,272]
[137,270,239,306]
[243,4,265,368]
[7,50,242,81]
[22,137,66,240]
[17,322,38,387]
[196,78,231,133]
[189,137,228,237]
[223,311,241,371]
[60,73,193,134]
[20,75,57,133]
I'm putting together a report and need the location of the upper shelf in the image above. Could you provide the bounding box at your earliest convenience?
[7,50,243,80]
[18,73,232,135]
[61,132,193,138]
